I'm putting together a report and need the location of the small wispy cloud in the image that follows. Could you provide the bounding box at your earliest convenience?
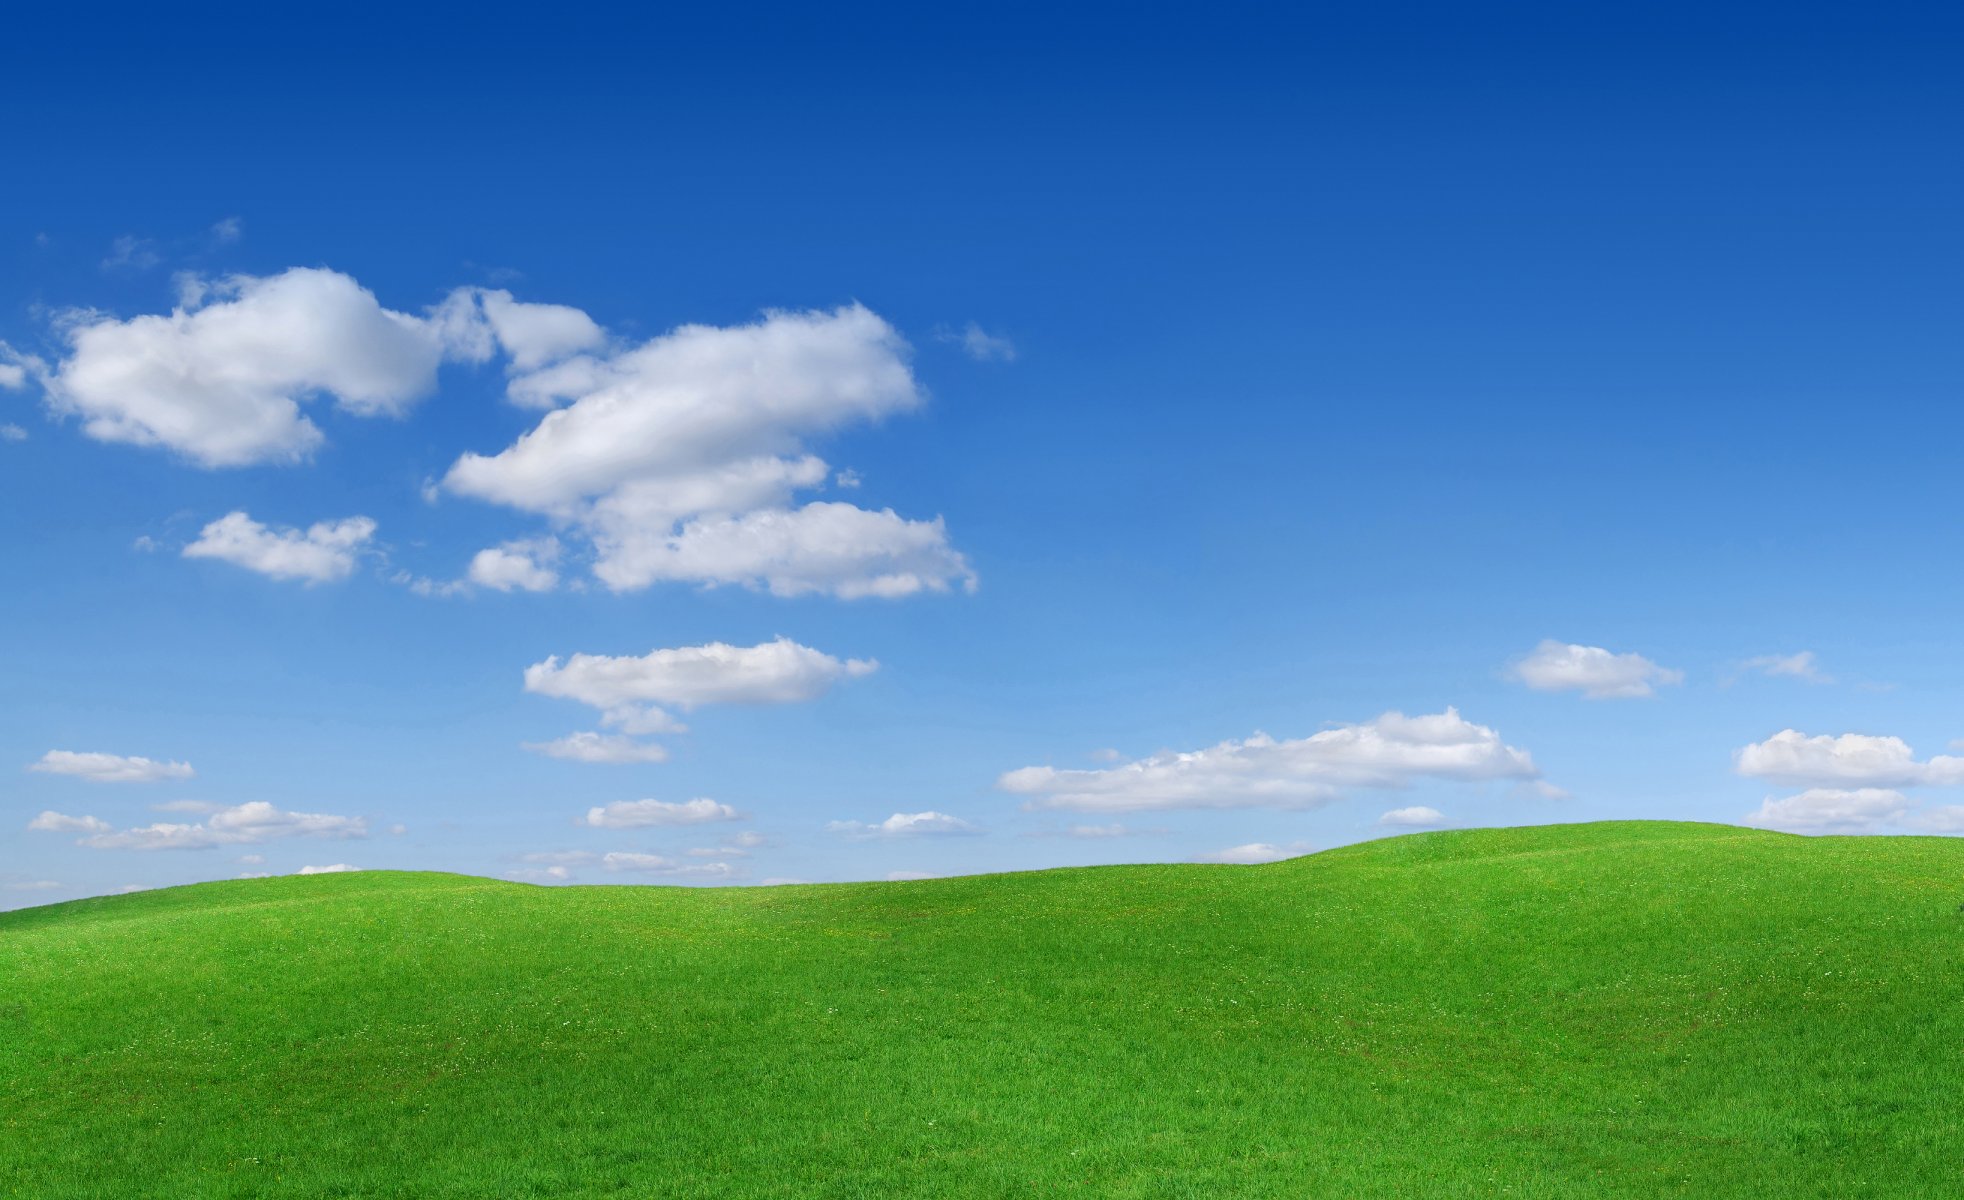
[101,235,162,272]
[936,321,1017,363]
[1730,651,1831,685]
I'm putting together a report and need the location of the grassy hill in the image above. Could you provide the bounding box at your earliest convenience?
[3,820,1961,1198]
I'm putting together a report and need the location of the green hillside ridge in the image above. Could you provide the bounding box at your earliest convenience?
[4,820,1961,1198]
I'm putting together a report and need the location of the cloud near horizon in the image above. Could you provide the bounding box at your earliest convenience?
[999,708,1540,813]
[28,801,366,850]
[1194,841,1313,864]
[581,798,742,829]
[825,811,982,837]
[1735,729,1964,789]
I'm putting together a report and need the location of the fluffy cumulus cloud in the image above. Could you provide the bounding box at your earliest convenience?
[1195,842,1313,865]
[29,750,194,783]
[1379,805,1446,827]
[1506,641,1683,699]
[443,304,975,598]
[29,801,366,850]
[522,732,670,764]
[1735,730,1964,789]
[1744,788,1912,834]
[34,269,631,468]
[580,797,741,829]
[525,637,876,736]
[183,511,375,583]
[825,811,982,837]
[45,269,460,466]
[474,289,606,374]
[466,536,561,593]
[297,863,361,875]
[1000,708,1539,813]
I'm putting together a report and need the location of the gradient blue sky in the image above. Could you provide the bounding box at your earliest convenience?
[6,3,1964,905]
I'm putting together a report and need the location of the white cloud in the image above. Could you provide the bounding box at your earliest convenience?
[1735,729,1964,789]
[152,799,221,814]
[466,536,561,593]
[298,863,361,874]
[581,797,741,829]
[939,322,1017,362]
[525,638,876,727]
[1738,651,1830,684]
[443,304,974,599]
[27,811,113,834]
[0,424,25,442]
[686,830,767,857]
[1379,805,1446,827]
[211,217,244,244]
[445,305,916,509]
[1743,788,1912,834]
[1906,806,1964,834]
[1063,823,1152,838]
[476,289,606,373]
[29,750,195,783]
[1506,640,1683,699]
[508,866,572,882]
[825,811,982,837]
[46,268,477,466]
[0,341,43,392]
[183,511,375,583]
[1000,708,1540,813]
[520,850,599,866]
[598,502,976,598]
[600,852,739,879]
[522,732,669,764]
[31,801,366,850]
[1195,842,1312,865]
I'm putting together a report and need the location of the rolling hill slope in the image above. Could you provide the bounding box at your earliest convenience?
[3,821,1961,1198]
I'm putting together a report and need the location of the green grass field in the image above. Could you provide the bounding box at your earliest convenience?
[4,820,1961,1198]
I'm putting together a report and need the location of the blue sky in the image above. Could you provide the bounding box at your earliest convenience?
[5,3,1964,905]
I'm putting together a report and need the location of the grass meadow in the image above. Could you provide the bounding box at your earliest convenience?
[3,820,1961,1197]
